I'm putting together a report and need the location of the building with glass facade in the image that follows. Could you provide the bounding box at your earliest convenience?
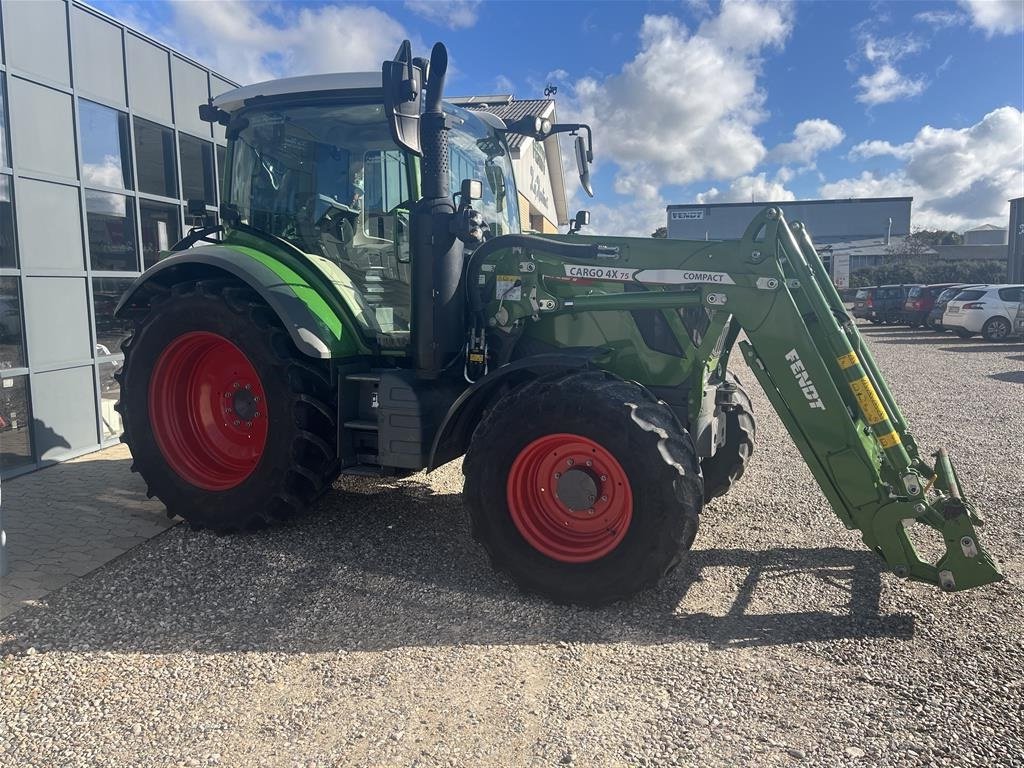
[0,0,236,478]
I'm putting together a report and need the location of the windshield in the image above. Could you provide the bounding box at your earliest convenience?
[937,287,961,302]
[908,287,922,298]
[445,104,519,237]
[855,289,870,299]
[953,290,985,301]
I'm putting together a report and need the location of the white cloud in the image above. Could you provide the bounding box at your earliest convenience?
[585,197,670,238]
[914,10,969,29]
[958,0,1024,36]
[770,119,845,165]
[850,28,928,106]
[116,1,416,84]
[856,64,927,106]
[821,107,1024,230]
[404,0,481,30]
[562,2,793,204]
[696,172,796,204]
[493,75,515,94]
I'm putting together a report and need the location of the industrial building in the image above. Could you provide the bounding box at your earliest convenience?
[1009,198,1023,283]
[0,0,236,477]
[666,197,915,285]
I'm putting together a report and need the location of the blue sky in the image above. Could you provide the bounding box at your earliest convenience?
[94,0,1023,235]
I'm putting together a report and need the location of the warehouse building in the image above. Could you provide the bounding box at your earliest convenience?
[0,0,236,478]
[666,197,912,244]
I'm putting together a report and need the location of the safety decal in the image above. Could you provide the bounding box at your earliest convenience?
[878,430,902,449]
[837,351,859,369]
[496,275,522,301]
[849,375,888,425]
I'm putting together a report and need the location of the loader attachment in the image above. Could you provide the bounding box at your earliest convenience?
[472,207,1003,593]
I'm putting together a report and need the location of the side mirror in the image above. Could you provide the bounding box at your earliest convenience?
[459,178,483,203]
[382,40,423,156]
[568,209,590,234]
[575,135,594,198]
[198,100,230,126]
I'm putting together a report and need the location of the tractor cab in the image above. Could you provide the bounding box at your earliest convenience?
[212,75,520,349]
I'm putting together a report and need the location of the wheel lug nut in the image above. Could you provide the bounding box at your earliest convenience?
[554,472,561,479]
[254,411,261,417]
[254,396,260,402]
[244,383,251,390]
[224,392,231,399]
[566,458,574,466]
[600,475,607,482]
[586,459,592,467]
[233,420,240,426]
[233,382,240,389]
[600,495,607,502]
[245,421,252,428]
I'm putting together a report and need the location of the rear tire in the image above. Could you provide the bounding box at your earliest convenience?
[117,278,339,531]
[463,370,702,606]
[982,316,1012,341]
[700,372,756,501]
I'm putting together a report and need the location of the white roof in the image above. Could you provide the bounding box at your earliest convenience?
[214,72,382,112]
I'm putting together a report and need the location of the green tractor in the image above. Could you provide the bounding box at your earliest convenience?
[115,42,1001,605]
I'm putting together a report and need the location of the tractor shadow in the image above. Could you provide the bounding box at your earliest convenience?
[0,470,914,656]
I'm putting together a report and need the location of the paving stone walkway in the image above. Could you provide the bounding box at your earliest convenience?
[0,445,175,618]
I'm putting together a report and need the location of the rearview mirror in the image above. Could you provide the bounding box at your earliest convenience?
[568,209,590,234]
[382,40,423,156]
[575,135,593,197]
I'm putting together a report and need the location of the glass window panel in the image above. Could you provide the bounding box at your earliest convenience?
[179,134,215,203]
[98,359,122,440]
[216,145,226,201]
[0,375,33,470]
[1,77,9,168]
[0,175,16,268]
[0,276,26,369]
[86,190,137,271]
[140,200,180,268]
[92,277,134,356]
[134,118,178,198]
[80,100,133,190]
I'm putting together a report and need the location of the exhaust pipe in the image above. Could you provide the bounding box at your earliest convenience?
[411,42,464,379]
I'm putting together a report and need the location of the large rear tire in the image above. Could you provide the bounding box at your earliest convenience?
[463,370,703,606]
[117,278,338,531]
[700,372,756,501]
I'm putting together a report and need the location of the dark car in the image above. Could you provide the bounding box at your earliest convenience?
[852,284,918,324]
[903,283,960,328]
[926,284,985,331]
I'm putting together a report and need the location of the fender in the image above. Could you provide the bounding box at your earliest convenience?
[114,245,359,359]
[427,350,604,471]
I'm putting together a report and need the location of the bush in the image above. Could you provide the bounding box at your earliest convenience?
[849,260,1007,289]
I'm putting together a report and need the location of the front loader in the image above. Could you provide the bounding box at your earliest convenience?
[114,41,1001,605]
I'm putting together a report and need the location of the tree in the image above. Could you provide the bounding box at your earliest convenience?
[886,228,963,261]
[651,226,668,238]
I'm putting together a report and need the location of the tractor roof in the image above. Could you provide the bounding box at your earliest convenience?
[214,72,382,113]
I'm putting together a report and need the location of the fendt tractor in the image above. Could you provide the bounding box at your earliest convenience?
[115,42,1001,605]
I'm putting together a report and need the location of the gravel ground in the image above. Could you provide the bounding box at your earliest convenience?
[2,323,1022,767]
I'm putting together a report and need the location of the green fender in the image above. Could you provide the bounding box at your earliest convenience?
[114,245,363,359]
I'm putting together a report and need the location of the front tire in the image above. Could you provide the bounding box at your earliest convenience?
[700,372,756,501]
[955,329,975,339]
[982,316,1012,341]
[117,278,338,531]
[463,371,703,606]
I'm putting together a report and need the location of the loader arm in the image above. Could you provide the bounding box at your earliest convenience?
[472,207,1002,592]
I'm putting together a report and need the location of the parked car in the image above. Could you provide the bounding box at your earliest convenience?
[943,284,1024,340]
[1014,303,1024,339]
[852,284,918,324]
[902,283,960,328]
[927,284,986,331]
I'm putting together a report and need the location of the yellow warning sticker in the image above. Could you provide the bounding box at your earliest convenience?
[849,376,889,425]
[837,351,859,369]
[878,430,902,449]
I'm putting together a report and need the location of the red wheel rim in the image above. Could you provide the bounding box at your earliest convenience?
[148,331,268,491]
[507,433,633,563]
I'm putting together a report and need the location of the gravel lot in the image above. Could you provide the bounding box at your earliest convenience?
[2,323,1022,768]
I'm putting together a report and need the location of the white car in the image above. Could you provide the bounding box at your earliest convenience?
[943,284,1024,340]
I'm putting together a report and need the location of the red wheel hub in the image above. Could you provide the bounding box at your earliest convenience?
[506,433,633,563]
[148,331,268,491]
